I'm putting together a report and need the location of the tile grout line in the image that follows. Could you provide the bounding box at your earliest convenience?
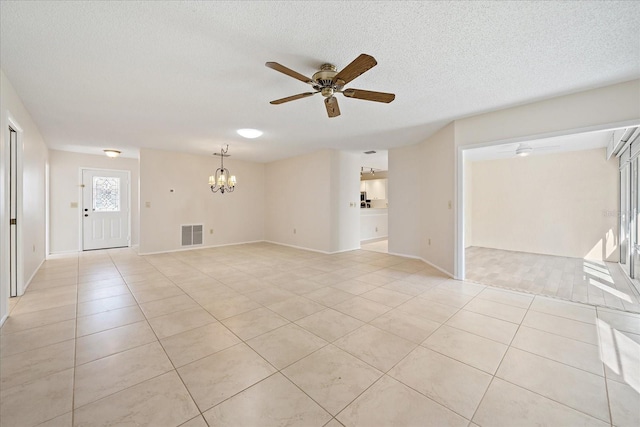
[71,252,80,427]
[466,293,534,424]
[108,249,209,425]
[5,245,636,426]
[596,306,616,427]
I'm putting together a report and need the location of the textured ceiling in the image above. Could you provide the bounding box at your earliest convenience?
[1,1,638,163]
[464,129,613,162]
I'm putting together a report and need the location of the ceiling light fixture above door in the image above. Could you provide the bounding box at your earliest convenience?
[208,145,236,194]
[103,149,121,158]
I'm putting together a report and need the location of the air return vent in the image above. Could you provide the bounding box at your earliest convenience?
[363,150,377,154]
[181,225,203,246]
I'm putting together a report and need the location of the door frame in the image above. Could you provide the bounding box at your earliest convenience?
[1,112,24,325]
[78,167,132,251]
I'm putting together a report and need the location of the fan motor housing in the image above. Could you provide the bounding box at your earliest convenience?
[312,63,338,91]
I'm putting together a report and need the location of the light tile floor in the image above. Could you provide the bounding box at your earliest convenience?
[360,239,388,254]
[1,242,639,426]
[466,246,640,313]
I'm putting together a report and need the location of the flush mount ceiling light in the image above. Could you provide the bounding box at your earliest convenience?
[208,145,236,194]
[236,128,263,139]
[515,144,533,157]
[104,149,121,158]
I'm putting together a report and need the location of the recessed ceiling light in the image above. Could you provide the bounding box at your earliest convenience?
[104,149,121,158]
[237,128,263,139]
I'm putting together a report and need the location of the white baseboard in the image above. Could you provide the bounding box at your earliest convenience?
[0,314,7,328]
[264,240,360,255]
[387,251,454,278]
[22,257,46,294]
[263,240,332,255]
[138,240,265,256]
[360,236,388,244]
[47,250,81,257]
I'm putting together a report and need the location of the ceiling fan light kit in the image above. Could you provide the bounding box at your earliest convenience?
[515,144,533,157]
[266,53,395,118]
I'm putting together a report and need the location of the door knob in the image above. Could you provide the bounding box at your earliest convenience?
[84,208,88,212]
[84,214,88,217]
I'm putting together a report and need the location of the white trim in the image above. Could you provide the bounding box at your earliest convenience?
[453,119,640,281]
[360,236,388,244]
[138,240,264,256]
[331,246,361,254]
[6,114,25,297]
[0,314,7,328]
[261,240,333,255]
[22,257,46,293]
[388,251,454,278]
[264,240,361,255]
[455,145,465,280]
[47,250,82,257]
[45,161,50,257]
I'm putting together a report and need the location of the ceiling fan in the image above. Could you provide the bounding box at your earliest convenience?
[498,143,560,157]
[265,54,395,118]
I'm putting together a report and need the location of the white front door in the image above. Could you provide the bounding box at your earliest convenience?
[82,169,130,250]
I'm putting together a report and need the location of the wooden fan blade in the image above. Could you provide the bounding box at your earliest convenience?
[325,96,341,118]
[265,62,314,85]
[333,54,377,86]
[342,88,395,103]
[270,92,317,105]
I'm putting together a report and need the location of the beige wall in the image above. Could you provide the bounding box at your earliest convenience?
[139,148,265,254]
[389,123,456,275]
[1,70,48,321]
[48,150,140,253]
[330,151,361,252]
[464,160,473,248]
[470,148,618,261]
[264,149,361,253]
[388,143,422,257]
[420,123,456,274]
[265,150,332,252]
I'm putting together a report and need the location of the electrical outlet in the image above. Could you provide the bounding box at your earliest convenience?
[70,202,78,208]
[33,244,36,252]
[293,228,297,234]
[428,238,431,245]
[145,201,151,208]
[375,226,378,232]
[209,229,213,234]
[448,200,452,209]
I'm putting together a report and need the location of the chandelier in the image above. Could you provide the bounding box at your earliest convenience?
[208,145,236,194]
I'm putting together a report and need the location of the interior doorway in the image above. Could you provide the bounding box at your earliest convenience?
[81,168,131,250]
[359,150,389,253]
[459,127,640,312]
[9,126,18,297]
